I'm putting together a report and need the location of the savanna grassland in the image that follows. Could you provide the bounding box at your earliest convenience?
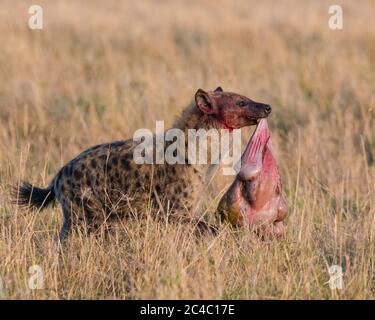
[1,0,375,299]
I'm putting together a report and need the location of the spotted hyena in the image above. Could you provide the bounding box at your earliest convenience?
[13,87,271,240]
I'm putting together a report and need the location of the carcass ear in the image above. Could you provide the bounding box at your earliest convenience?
[195,89,216,114]
[214,86,223,93]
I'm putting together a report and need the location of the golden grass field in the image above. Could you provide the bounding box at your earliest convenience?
[1,0,375,299]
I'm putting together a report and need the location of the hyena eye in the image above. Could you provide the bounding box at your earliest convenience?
[238,101,247,107]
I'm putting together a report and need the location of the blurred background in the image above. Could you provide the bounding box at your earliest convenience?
[0,0,375,299]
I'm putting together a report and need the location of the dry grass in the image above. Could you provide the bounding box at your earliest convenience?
[1,0,375,299]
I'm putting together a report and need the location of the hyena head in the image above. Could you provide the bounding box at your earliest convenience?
[195,87,272,129]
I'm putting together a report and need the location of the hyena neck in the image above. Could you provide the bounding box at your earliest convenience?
[174,103,225,133]
[173,103,230,176]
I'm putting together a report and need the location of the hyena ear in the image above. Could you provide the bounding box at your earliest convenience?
[214,86,223,93]
[195,89,216,114]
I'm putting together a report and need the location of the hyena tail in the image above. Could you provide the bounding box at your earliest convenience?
[12,182,55,211]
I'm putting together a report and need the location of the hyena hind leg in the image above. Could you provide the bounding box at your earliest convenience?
[59,204,72,242]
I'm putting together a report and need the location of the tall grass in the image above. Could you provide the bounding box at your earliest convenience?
[0,0,374,299]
